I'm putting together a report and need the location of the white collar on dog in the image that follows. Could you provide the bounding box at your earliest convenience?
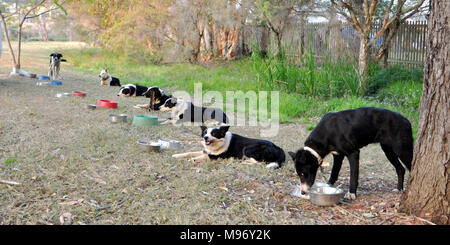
[303,146,323,165]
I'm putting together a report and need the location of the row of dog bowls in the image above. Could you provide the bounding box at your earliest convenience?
[292,182,344,206]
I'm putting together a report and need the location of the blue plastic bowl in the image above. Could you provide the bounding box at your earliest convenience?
[38,75,50,80]
[50,80,62,86]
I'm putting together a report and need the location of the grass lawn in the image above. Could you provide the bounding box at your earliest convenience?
[0,42,427,225]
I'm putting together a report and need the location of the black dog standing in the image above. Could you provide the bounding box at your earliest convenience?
[289,107,414,200]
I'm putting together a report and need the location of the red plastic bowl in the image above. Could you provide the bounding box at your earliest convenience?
[97,100,118,109]
[72,91,87,97]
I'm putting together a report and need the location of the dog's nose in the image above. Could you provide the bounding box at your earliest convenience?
[203,136,209,141]
[301,191,306,195]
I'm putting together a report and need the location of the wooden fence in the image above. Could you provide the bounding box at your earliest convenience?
[248,20,427,70]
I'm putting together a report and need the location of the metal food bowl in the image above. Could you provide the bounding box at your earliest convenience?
[109,114,127,123]
[137,140,161,152]
[309,186,344,206]
[84,104,97,110]
[158,139,182,150]
[56,92,71,98]
[312,182,331,188]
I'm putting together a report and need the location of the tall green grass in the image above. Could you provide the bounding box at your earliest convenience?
[250,46,366,98]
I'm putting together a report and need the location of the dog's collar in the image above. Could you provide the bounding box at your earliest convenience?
[303,146,323,165]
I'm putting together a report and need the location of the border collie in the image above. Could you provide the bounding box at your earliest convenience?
[99,69,121,86]
[159,97,229,125]
[49,53,67,80]
[134,86,172,110]
[117,84,149,97]
[288,107,413,200]
[172,126,286,168]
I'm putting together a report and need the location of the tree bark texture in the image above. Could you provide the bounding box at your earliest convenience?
[400,0,450,225]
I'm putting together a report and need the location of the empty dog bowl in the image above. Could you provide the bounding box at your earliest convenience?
[132,115,158,127]
[56,92,71,98]
[50,80,62,86]
[97,100,118,109]
[36,82,50,86]
[72,91,87,97]
[109,114,127,123]
[158,139,182,150]
[38,75,50,80]
[137,140,161,152]
[309,186,344,206]
[84,104,97,110]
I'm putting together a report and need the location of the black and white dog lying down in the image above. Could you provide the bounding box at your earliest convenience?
[172,126,286,168]
[117,84,149,97]
[289,107,414,200]
[99,69,121,86]
[159,97,229,125]
[134,86,172,110]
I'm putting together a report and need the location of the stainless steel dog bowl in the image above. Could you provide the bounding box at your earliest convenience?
[56,92,71,98]
[309,186,344,206]
[158,139,182,150]
[137,140,161,152]
[312,182,331,188]
[109,114,127,123]
[84,104,97,110]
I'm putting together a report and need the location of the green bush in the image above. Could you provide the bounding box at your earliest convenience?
[367,66,423,95]
[375,80,422,109]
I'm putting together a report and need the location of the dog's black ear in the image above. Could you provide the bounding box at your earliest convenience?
[219,126,230,134]
[200,126,207,133]
[288,151,296,160]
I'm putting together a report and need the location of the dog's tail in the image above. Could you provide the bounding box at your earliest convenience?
[396,120,414,171]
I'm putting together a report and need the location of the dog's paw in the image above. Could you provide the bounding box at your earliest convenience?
[172,154,183,158]
[344,192,357,200]
[266,162,279,169]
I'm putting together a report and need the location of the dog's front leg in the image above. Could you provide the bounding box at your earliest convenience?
[134,104,150,109]
[192,154,210,163]
[172,151,204,159]
[344,151,359,200]
[160,119,176,125]
[328,154,344,186]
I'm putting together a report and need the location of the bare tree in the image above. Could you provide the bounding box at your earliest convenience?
[0,0,66,74]
[331,0,426,92]
[255,0,311,58]
[400,0,449,225]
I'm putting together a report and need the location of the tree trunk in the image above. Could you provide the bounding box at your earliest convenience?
[259,25,269,57]
[17,23,23,70]
[275,32,283,59]
[358,34,369,94]
[0,13,18,68]
[400,0,450,225]
[376,20,400,67]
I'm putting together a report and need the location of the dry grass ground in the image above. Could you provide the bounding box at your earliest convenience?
[0,42,429,225]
